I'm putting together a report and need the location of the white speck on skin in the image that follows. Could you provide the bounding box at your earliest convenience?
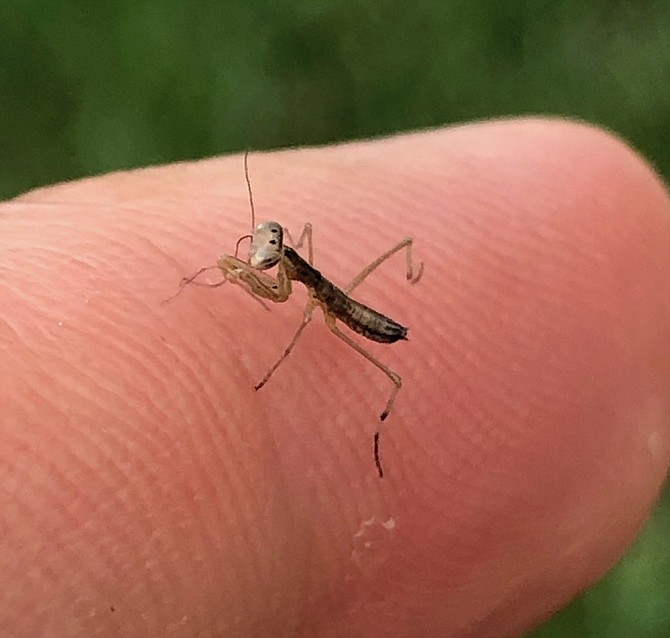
[640,396,670,464]
[382,517,396,531]
[647,426,670,465]
[353,517,376,538]
[350,517,398,563]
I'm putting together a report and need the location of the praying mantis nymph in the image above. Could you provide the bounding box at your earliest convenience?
[173,152,423,477]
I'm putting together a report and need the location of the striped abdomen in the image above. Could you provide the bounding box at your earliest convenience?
[326,287,408,343]
[283,247,408,344]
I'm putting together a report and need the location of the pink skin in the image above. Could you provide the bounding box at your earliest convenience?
[1,119,668,637]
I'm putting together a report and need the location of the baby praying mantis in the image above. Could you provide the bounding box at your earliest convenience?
[174,152,423,477]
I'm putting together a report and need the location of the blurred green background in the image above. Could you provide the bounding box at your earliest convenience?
[1,1,668,635]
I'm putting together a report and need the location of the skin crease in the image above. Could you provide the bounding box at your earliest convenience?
[0,119,668,638]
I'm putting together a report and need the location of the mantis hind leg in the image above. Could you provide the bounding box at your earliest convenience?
[344,237,423,295]
[323,312,402,478]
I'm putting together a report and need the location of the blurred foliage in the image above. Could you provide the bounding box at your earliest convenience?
[1,0,669,198]
[0,1,667,635]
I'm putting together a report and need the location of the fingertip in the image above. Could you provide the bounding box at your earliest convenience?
[4,120,667,637]
[267,120,669,636]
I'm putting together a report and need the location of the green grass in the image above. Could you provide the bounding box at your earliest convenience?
[1,2,668,635]
[2,1,669,198]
